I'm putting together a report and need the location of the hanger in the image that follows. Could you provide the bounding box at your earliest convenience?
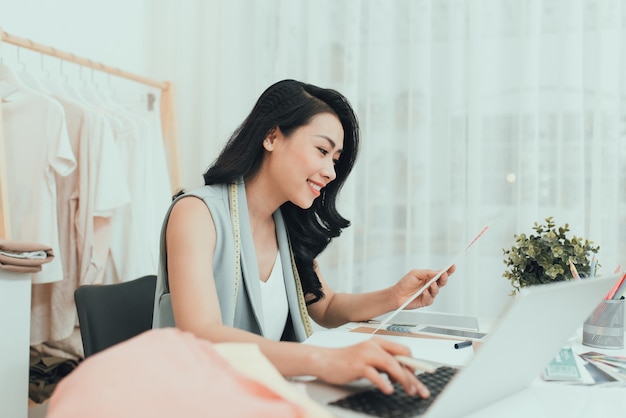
[40,56,70,97]
[15,47,51,94]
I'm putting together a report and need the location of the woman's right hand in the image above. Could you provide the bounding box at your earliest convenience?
[310,337,431,398]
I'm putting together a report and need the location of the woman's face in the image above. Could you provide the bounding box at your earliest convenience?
[266,112,344,209]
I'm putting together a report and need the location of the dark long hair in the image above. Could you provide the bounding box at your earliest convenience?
[203,79,360,304]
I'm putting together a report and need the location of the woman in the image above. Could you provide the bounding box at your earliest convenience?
[153,79,455,398]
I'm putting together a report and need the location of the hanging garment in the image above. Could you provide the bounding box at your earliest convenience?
[1,59,174,345]
[104,94,171,283]
[130,91,173,270]
[58,85,154,284]
[0,64,75,289]
[30,91,131,345]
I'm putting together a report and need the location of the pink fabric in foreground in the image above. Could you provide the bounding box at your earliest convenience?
[47,328,305,418]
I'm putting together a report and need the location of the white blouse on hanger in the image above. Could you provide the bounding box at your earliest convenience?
[0,64,75,287]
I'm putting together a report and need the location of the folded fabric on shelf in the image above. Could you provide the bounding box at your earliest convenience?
[0,239,54,273]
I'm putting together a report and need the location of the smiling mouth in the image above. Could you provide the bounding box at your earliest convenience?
[307,180,323,197]
[307,180,322,192]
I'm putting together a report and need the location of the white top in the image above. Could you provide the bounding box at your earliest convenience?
[104,98,171,284]
[1,66,76,287]
[260,251,288,341]
[31,93,131,345]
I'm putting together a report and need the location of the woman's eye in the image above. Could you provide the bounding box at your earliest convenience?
[317,147,328,156]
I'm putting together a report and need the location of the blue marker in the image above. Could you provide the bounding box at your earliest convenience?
[454,340,473,349]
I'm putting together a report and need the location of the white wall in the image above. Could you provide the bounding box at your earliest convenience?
[0,0,164,118]
[1,0,152,75]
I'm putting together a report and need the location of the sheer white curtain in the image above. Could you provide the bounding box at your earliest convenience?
[151,0,626,320]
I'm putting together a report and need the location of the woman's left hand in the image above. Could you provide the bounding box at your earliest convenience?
[392,266,456,309]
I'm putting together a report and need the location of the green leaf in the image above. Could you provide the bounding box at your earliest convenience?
[502,217,600,294]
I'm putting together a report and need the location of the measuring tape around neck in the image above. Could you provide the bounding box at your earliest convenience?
[228,183,241,326]
[228,181,313,338]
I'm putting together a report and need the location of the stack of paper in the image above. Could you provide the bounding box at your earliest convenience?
[579,352,626,384]
[543,347,581,382]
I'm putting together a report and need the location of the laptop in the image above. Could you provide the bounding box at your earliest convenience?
[308,275,618,418]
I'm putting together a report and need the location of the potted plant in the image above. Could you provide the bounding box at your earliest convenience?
[502,217,600,295]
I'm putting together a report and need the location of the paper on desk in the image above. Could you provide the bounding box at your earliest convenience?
[304,329,474,367]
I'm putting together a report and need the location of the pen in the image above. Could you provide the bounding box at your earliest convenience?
[589,256,597,279]
[614,279,626,300]
[605,273,626,300]
[454,340,473,349]
[395,355,436,373]
[569,260,581,281]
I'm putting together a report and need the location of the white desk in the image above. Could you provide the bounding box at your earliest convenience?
[0,270,31,418]
[300,323,626,418]
[462,337,626,418]
[463,383,626,418]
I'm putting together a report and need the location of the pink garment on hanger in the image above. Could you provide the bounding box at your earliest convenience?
[47,328,306,418]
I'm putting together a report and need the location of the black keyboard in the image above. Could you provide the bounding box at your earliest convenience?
[329,366,458,418]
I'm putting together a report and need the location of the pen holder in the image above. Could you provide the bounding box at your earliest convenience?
[582,299,624,350]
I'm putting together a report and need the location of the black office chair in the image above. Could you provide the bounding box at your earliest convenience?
[74,274,157,358]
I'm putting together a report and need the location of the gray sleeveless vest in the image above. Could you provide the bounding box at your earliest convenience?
[152,179,312,342]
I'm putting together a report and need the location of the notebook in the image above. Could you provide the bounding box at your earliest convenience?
[311,274,618,418]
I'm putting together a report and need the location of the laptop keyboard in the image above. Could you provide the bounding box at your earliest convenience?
[329,366,458,418]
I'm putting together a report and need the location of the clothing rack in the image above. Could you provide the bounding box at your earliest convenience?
[0,29,182,239]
